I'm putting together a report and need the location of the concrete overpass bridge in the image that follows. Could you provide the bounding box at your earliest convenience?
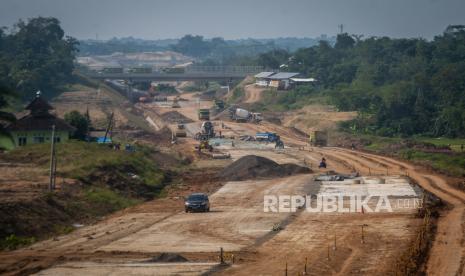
[80,66,267,82]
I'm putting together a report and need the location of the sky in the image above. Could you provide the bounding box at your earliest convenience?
[0,0,464,40]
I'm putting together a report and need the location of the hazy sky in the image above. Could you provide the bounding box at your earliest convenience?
[0,0,464,40]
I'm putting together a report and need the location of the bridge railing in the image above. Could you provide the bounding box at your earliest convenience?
[185,66,265,74]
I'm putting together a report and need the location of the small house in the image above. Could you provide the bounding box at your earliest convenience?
[265,72,300,90]
[5,93,75,147]
[254,72,276,87]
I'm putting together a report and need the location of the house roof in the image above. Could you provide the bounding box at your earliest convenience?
[6,113,75,132]
[6,94,75,132]
[25,96,54,111]
[266,72,300,80]
[290,78,317,82]
[254,72,276,78]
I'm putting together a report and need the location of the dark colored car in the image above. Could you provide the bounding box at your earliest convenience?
[185,193,210,212]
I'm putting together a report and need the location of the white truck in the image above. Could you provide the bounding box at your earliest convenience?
[232,108,262,123]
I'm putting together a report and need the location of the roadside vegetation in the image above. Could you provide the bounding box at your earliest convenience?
[2,141,166,195]
[337,133,465,177]
[255,26,465,138]
[251,85,328,111]
[0,141,171,250]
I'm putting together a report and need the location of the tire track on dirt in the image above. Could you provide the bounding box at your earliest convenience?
[321,147,465,276]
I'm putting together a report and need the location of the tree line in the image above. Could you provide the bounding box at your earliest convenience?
[0,17,78,104]
[0,17,78,130]
[255,26,465,138]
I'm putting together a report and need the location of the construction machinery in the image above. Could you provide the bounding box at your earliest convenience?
[153,96,168,102]
[175,123,187,137]
[198,108,210,120]
[231,108,262,123]
[196,140,213,152]
[309,130,327,146]
[195,121,215,140]
[275,139,284,149]
[172,96,181,108]
[255,132,280,143]
[214,99,225,110]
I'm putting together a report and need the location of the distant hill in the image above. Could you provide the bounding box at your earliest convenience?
[77,36,336,57]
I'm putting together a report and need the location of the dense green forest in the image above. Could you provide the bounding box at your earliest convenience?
[0,17,78,104]
[255,26,465,138]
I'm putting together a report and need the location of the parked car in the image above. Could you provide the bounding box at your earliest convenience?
[185,193,210,212]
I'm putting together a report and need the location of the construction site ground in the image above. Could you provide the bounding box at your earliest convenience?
[1,86,464,276]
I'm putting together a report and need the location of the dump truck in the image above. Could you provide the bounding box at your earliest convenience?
[309,131,327,146]
[198,109,210,120]
[214,99,225,110]
[175,123,187,137]
[231,108,262,123]
[255,132,280,142]
[172,96,181,108]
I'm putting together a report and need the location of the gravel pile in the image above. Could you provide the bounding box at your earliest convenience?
[219,155,311,181]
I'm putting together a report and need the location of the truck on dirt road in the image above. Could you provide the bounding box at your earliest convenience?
[214,99,225,110]
[309,130,327,146]
[175,123,187,137]
[198,108,210,120]
[231,108,262,123]
[255,132,280,142]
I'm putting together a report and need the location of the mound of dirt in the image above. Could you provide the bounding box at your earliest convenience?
[219,155,311,181]
[161,111,194,124]
[145,253,188,263]
[199,90,217,100]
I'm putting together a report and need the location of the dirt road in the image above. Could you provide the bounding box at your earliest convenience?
[203,108,465,275]
[315,147,465,275]
[243,84,264,103]
[2,87,464,275]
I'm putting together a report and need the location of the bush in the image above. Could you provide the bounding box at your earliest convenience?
[0,234,36,250]
[64,110,89,140]
[84,187,140,211]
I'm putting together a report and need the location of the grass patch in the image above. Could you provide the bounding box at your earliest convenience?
[227,87,245,103]
[2,141,164,183]
[252,86,328,112]
[1,141,167,200]
[0,234,36,251]
[84,186,140,211]
[414,137,465,152]
[346,133,465,177]
[400,149,465,176]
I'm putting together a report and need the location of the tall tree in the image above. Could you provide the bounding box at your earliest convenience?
[6,17,78,99]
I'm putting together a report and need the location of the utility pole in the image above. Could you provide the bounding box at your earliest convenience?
[103,112,114,143]
[49,125,57,191]
[338,24,344,34]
